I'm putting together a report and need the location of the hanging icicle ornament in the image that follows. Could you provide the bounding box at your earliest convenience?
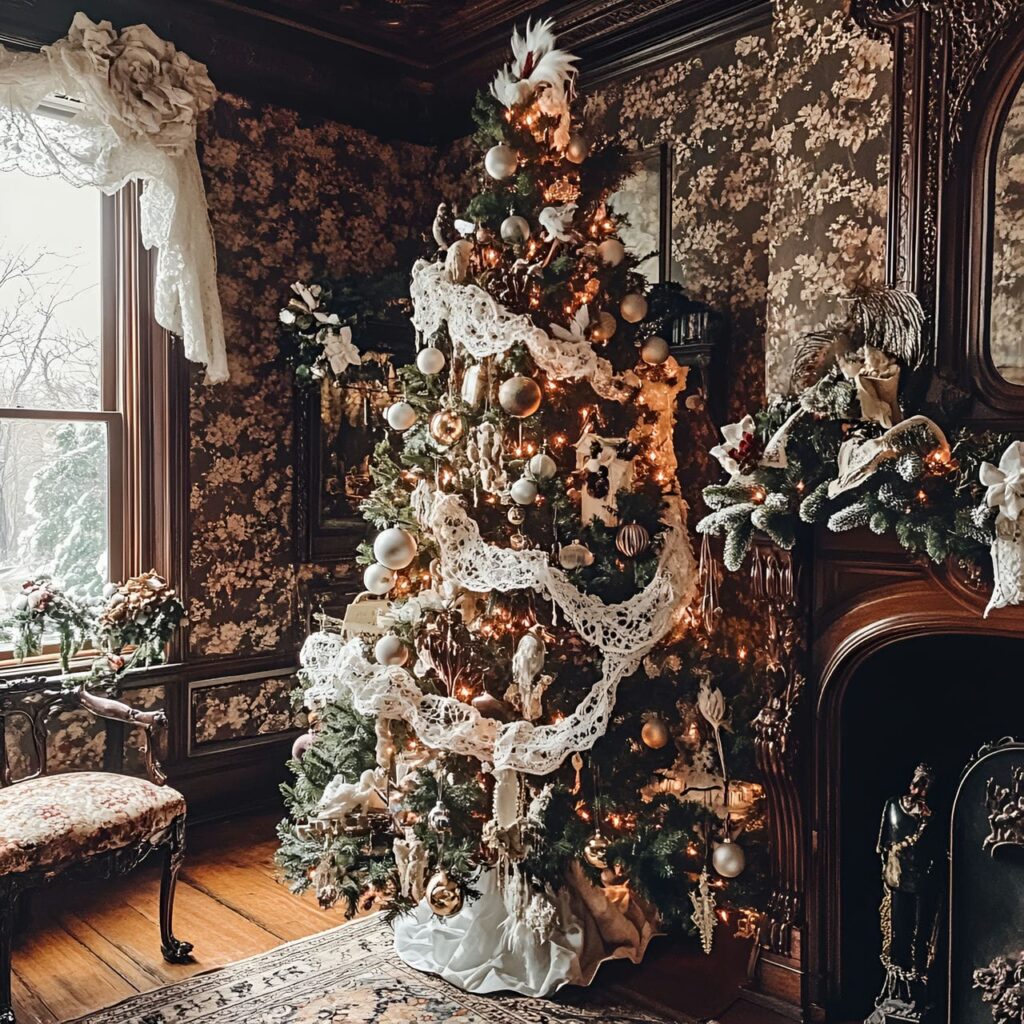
[690,867,717,954]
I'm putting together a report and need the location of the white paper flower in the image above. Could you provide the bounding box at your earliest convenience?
[549,304,589,343]
[981,440,1024,520]
[322,325,361,375]
[709,415,756,477]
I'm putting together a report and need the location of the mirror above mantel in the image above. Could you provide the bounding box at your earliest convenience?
[852,0,1024,425]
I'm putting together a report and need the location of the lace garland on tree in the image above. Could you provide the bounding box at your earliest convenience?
[410,260,636,402]
[0,13,227,382]
[302,484,696,774]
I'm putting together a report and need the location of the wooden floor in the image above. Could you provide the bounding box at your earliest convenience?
[10,811,818,1024]
[9,812,353,1023]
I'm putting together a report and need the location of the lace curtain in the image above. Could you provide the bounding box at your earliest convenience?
[0,13,228,382]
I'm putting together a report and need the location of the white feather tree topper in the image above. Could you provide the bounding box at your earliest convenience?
[489,18,579,150]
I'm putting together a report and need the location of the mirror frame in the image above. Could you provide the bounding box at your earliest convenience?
[852,0,1024,425]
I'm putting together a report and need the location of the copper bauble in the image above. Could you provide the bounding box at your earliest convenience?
[590,310,617,341]
[429,408,465,446]
[620,292,649,323]
[583,832,609,869]
[565,132,590,164]
[498,375,542,418]
[641,335,670,365]
[426,870,463,916]
[616,522,651,558]
[641,717,670,750]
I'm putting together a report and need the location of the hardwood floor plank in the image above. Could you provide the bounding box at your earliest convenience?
[11,925,137,1023]
[10,966,58,1024]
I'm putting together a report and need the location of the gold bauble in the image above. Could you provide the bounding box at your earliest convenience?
[583,832,609,869]
[641,717,670,749]
[426,869,463,917]
[590,310,618,342]
[498,375,542,418]
[429,408,465,446]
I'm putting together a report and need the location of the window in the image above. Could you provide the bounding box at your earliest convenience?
[0,169,179,660]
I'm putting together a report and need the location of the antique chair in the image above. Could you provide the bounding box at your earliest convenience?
[0,677,192,1024]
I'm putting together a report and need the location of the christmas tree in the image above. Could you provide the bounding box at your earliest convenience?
[278,19,765,996]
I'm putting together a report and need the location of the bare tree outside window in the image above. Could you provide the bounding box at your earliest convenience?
[0,169,108,615]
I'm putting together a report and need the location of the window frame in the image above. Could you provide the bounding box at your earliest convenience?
[0,180,186,671]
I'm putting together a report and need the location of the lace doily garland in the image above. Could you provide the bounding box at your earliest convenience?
[410,260,636,402]
[0,14,227,382]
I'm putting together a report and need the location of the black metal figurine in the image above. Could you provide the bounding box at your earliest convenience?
[867,764,942,1024]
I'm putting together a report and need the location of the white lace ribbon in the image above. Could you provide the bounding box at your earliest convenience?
[410,260,636,401]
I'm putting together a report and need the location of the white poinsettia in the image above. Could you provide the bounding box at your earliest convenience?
[538,202,577,242]
[322,325,361,374]
[980,440,1024,520]
[549,304,590,343]
[709,415,757,477]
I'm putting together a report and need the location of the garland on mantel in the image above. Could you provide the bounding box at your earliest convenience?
[697,288,1024,616]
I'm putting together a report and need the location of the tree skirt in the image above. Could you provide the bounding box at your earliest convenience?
[69,914,683,1024]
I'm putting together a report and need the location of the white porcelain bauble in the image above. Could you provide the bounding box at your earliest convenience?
[500,214,530,244]
[363,562,395,595]
[620,292,649,323]
[510,478,539,505]
[485,144,517,180]
[712,839,746,879]
[640,335,670,365]
[386,401,417,431]
[373,527,417,570]
[565,133,589,164]
[416,347,446,375]
[598,238,626,266]
[528,452,557,480]
[374,634,409,667]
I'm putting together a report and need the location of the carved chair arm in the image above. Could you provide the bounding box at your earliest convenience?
[76,688,169,786]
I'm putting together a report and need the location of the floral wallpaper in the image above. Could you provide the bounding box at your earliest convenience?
[765,0,892,396]
[992,85,1024,385]
[188,94,436,659]
[190,674,299,746]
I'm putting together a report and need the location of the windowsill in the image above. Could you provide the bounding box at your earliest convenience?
[0,653,186,690]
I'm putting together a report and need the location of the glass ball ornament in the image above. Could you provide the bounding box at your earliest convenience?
[374,634,408,667]
[616,522,651,558]
[641,717,670,749]
[426,801,451,832]
[484,144,517,180]
[583,832,609,870]
[373,527,417,570]
[640,335,670,365]
[598,238,626,266]
[712,839,746,879]
[429,408,465,446]
[416,346,446,375]
[558,541,594,569]
[386,401,417,432]
[510,477,539,505]
[509,532,529,550]
[498,375,542,417]
[565,132,589,164]
[620,292,649,324]
[507,506,526,525]
[363,562,395,595]
[426,869,463,917]
[528,452,556,480]
[590,310,618,342]
[500,214,530,244]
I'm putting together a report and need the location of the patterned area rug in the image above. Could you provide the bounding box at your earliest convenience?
[70,915,683,1023]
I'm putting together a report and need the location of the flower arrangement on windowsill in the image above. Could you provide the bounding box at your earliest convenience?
[0,571,185,688]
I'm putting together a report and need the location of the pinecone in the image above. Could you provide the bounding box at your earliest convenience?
[487,263,526,307]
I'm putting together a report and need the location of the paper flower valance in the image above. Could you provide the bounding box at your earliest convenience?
[0,12,227,381]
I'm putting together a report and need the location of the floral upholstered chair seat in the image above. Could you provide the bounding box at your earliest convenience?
[0,771,186,876]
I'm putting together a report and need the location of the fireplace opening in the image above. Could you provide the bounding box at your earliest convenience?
[832,633,1024,1020]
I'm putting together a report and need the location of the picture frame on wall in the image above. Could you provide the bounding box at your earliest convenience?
[607,142,674,285]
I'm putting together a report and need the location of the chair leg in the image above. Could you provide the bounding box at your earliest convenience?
[159,816,193,964]
[0,879,17,1024]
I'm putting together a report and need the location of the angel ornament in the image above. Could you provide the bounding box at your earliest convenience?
[316,768,387,821]
[393,828,429,901]
[505,629,552,721]
[838,344,901,428]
